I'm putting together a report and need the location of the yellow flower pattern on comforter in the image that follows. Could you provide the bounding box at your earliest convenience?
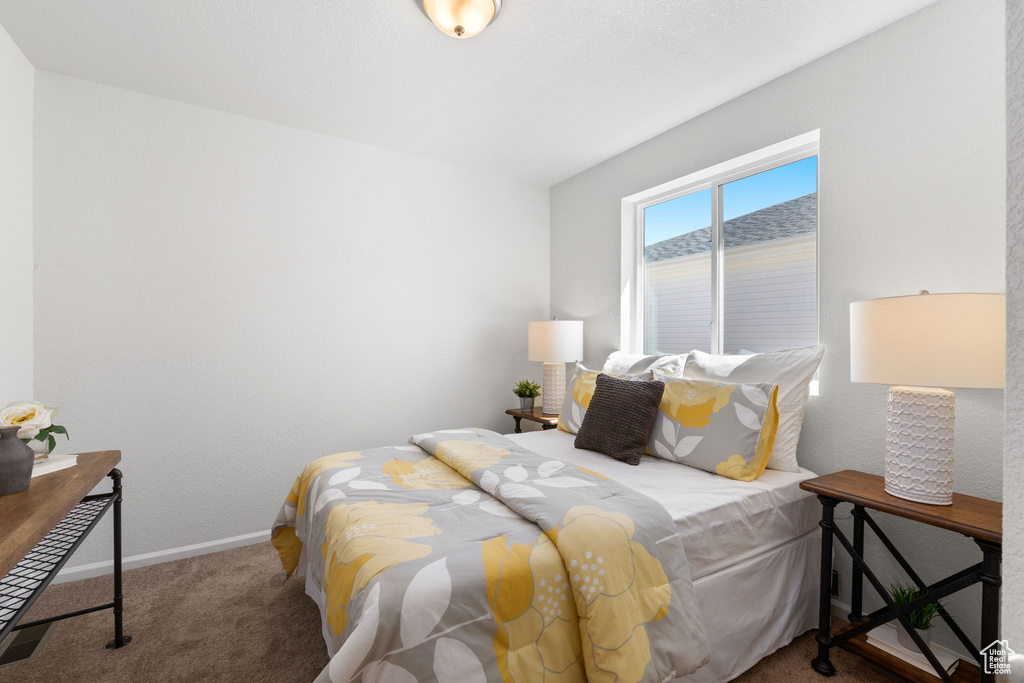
[271,429,709,683]
[382,458,471,490]
[557,506,672,682]
[483,533,585,682]
[321,501,441,635]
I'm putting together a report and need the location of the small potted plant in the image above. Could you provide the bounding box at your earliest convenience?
[890,582,941,652]
[513,380,541,412]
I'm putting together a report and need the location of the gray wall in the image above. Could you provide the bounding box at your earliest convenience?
[550,0,1004,655]
[33,72,550,570]
[0,23,33,399]
[1006,0,1023,653]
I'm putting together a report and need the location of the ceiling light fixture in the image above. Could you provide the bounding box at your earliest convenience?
[423,0,501,39]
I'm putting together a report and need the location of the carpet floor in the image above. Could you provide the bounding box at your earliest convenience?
[5,542,901,682]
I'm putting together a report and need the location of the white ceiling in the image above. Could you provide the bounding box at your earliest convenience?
[0,0,936,186]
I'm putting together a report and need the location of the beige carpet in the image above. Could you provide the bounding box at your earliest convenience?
[6,542,900,682]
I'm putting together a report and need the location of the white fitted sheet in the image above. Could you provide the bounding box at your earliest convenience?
[507,429,820,580]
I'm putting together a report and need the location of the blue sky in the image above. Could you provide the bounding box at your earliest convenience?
[643,155,817,246]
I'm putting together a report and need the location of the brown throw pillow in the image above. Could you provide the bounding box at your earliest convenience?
[574,373,665,466]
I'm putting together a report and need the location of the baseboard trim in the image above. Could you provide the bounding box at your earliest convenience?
[52,531,269,584]
[831,598,851,622]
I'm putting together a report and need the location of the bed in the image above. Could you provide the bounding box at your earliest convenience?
[271,427,820,683]
[509,429,820,682]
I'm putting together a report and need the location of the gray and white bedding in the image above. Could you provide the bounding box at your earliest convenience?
[271,428,710,683]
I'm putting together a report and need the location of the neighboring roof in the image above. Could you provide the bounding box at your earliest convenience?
[644,192,817,263]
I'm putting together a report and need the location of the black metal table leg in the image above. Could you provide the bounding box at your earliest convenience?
[812,495,837,676]
[105,469,131,650]
[541,423,556,431]
[513,416,522,434]
[849,505,865,622]
[977,540,1001,683]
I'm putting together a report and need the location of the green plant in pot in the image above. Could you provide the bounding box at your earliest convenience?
[513,380,541,412]
[890,582,942,653]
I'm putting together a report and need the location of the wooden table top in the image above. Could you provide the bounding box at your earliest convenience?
[505,407,560,425]
[0,450,120,578]
[800,469,1002,544]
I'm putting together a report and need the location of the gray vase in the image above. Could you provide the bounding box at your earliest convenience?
[0,425,33,495]
[897,623,932,652]
[519,396,535,412]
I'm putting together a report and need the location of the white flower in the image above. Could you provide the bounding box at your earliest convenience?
[0,401,54,441]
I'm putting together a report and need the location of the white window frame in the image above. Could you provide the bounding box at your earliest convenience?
[620,130,820,355]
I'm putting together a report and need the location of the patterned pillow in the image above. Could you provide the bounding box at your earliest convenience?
[574,374,666,466]
[683,346,823,473]
[557,362,652,435]
[647,374,780,482]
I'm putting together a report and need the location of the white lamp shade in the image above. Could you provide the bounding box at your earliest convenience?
[850,292,1005,389]
[528,321,583,363]
[423,0,499,38]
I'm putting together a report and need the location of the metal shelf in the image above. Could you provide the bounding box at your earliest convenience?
[0,495,115,639]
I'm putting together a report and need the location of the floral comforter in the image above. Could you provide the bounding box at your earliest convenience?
[271,428,709,683]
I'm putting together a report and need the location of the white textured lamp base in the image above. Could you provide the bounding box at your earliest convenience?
[884,386,955,506]
[541,362,566,415]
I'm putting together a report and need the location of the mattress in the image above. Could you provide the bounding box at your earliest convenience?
[507,429,820,581]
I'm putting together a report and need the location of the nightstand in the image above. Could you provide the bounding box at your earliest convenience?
[801,470,1001,683]
[505,407,559,434]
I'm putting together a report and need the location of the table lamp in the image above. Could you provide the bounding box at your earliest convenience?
[849,292,1005,505]
[528,320,584,415]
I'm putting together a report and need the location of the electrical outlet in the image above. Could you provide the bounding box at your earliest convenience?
[831,569,839,596]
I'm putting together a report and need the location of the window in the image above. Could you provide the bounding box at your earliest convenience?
[621,131,819,357]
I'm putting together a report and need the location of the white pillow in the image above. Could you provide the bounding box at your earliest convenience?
[603,351,688,377]
[683,346,824,473]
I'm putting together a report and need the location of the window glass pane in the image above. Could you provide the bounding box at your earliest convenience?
[722,156,817,354]
[643,188,713,354]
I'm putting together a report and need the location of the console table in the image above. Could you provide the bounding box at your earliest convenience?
[0,450,131,651]
[802,470,1000,683]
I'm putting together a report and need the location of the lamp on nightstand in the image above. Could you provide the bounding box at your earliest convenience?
[528,320,583,415]
[849,292,1005,505]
